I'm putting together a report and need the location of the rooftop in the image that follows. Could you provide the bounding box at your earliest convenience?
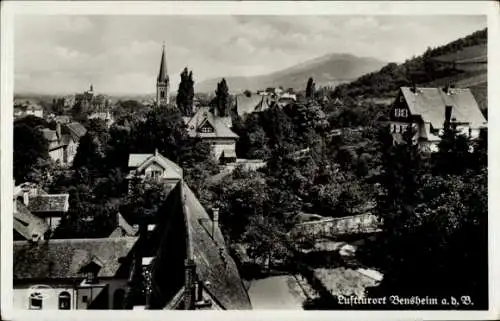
[14,201,50,241]
[185,107,238,139]
[14,237,138,281]
[181,182,252,309]
[400,86,487,129]
[127,151,183,179]
[27,194,69,213]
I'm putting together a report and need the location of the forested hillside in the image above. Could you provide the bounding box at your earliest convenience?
[332,29,487,107]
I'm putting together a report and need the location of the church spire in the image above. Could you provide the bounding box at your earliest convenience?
[157,42,168,83]
[156,42,170,107]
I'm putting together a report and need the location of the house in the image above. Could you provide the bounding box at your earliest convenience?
[13,237,139,310]
[126,150,183,190]
[89,110,115,128]
[14,102,44,119]
[74,84,110,113]
[142,180,252,310]
[277,96,296,108]
[390,86,487,152]
[14,182,69,231]
[41,122,87,166]
[184,107,239,163]
[234,94,273,118]
[13,200,50,242]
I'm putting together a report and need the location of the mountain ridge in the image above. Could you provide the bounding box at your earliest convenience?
[195,52,387,94]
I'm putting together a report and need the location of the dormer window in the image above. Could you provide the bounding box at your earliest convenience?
[81,258,102,284]
[200,126,214,133]
[86,271,97,284]
[199,122,214,133]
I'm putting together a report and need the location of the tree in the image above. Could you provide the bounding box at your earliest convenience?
[305,77,315,99]
[176,67,195,116]
[72,132,104,173]
[352,124,489,309]
[214,78,230,117]
[14,123,49,184]
[434,120,471,175]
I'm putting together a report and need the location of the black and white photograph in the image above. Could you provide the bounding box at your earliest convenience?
[1,1,498,320]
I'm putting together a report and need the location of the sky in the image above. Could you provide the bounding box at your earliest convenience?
[14,15,486,95]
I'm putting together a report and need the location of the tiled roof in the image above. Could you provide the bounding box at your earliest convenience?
[27,194,69,213]
[185,107,238,139]
[235,94,268,117]
[14,201,49,241]
[13,237,138,280]
[128,152,183,179]
[40,128,57,142]
[109,213,139,238]
[64,122,87,140]
[400,87,487,129]
[181,182,252,309]
[157,44,168,83]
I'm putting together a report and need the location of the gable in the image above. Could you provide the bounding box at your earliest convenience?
[390,91,412,122]
[400,87,487,129]
[144,162,164,172]
[198,119,215,133]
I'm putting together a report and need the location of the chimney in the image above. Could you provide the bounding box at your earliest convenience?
[154,148,158,157]
[196,280,203,302]
[142,257,154,308]
[31,233,40,243]
[184,259,196,310]
[23,192,29,206]
[445,105,453,125]
[211,207,219,239]
[56,122,62,140]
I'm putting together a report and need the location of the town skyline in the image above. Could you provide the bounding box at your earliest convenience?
[15,15,486,95]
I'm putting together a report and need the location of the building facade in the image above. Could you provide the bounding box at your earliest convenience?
[13,237,139,310]
[390,86,487,152]
[41,122,86,166]
[126,150,183,191]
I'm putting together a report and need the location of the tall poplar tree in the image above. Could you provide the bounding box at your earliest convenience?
[176,67,195,116]
[215,78,230,117]
[305,77,315,99]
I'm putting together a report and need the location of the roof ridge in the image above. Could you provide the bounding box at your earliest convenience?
[14,236,139,245]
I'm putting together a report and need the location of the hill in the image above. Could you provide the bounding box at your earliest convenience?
[332,28,487,111]
[195,53,387,94]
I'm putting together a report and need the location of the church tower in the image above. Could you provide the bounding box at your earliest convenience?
[156,43,170,107]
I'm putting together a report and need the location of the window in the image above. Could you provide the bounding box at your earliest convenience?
[86,271,97,284]
[58,292,71,310]
[200,125,214,133]
[29,292,43,310]
[160,91,165,98]
[399,96,404,103]
[82,295,88,303]
[394,108,408,118]
[150,170,162,179]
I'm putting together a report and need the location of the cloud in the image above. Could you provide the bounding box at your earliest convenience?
[14,15,486,94]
